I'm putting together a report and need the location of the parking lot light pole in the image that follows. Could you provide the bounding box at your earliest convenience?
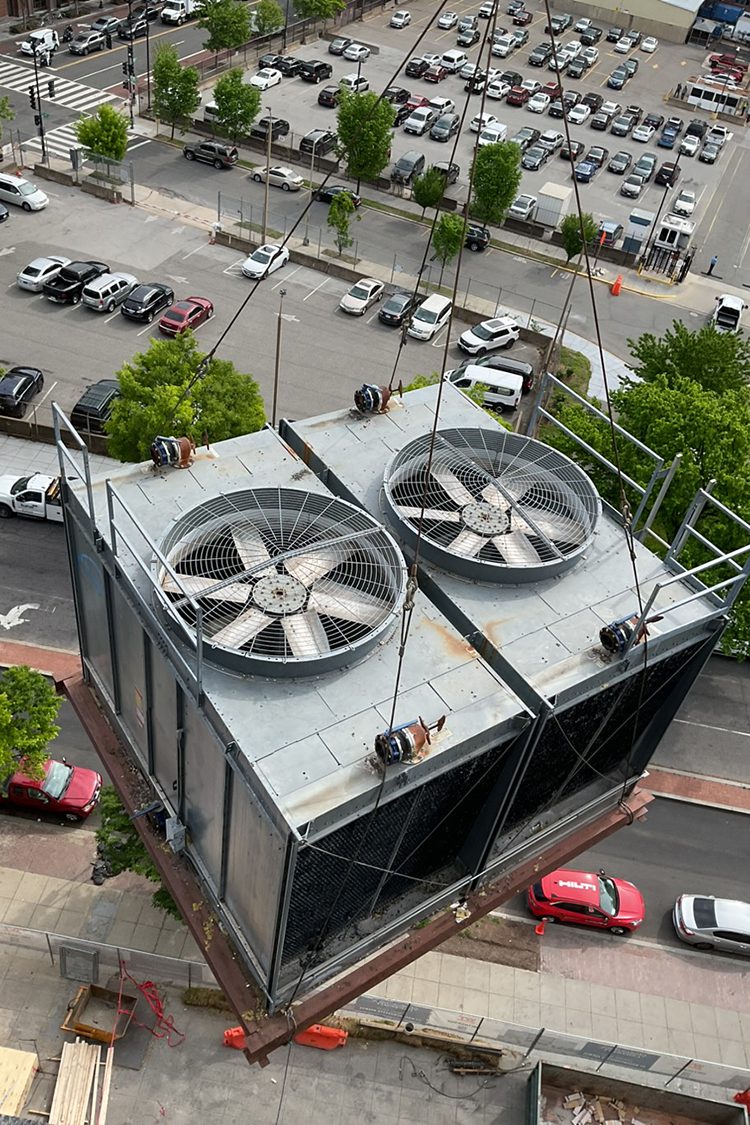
[271,288,287,428]
[261,105,273,244]
[145,8,152,112]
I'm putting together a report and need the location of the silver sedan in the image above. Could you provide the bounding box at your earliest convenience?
[673,895,750,956]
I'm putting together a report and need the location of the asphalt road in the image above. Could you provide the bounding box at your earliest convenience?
[1,508,78,650]
[504,797,750,954]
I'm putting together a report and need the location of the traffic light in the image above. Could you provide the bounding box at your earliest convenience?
[28,85,36,110]
[47,79,55,98]
[34,114,41,128]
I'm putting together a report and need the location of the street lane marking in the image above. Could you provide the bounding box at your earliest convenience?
[674,717,750,739]
[303,277,328,300]
[272,266,300,290]
[181,244,206,260]
[137,323,156,337]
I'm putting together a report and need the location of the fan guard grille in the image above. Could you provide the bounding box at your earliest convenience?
[383,428,601,582]
[155,488,407,676]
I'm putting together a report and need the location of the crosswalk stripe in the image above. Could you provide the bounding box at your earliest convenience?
[0,57,123,112]
[26,123,146,160]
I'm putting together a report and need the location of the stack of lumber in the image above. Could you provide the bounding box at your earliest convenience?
[49,1038,101,1125]
[0,1045,37,1116]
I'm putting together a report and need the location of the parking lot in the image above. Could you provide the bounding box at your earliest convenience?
[192,1,744,253]
[1,192,540,436]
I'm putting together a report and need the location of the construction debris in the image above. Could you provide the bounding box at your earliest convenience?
[543,1087,650,1124]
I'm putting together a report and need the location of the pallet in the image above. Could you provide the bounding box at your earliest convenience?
[0,1045,37,1116]
[49,1038,100,1125]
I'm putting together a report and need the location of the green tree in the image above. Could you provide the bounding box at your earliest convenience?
[412,166,446,217]
[74,104,129,161]
[560,211,598,262]
[197,0,252,56]
[0,666,61,782]
[253,0,284,35]
[212,68,260,143]
[106,332,266,463]
[293,0,345,25]
[627,319,750,396]
[152,44,200,140]
[327,189,358,255]
[471,141,522,227]
[96,788,180,918]
[432,213,464,287]
[336,90,394,188]
[0,95,15,144]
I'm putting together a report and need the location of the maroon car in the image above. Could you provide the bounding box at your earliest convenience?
[158,296,214,336]
[1,758,102,821]
[513,9,532,24]
[423,64,448,82]
[506,85,530,105]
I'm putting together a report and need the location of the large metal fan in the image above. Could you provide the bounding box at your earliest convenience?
[155,488,407,676]
[383,429,600,582]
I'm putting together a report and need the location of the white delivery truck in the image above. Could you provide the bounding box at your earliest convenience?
[0,474,64,522]
[18,27,59,59]
[161,0,198,24]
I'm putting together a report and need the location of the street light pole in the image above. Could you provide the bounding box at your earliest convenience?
[145,7,152,112]
[127,0,135,128]
[261,104,272,244]
[271,288,287,428]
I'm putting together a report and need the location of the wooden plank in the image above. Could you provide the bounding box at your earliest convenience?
[0,1044,38,1116]
[49,1038,100,1125]
[96,1046,114,1125]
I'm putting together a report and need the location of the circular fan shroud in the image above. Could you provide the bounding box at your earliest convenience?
[383,428,601,583]
[155,488,407,677]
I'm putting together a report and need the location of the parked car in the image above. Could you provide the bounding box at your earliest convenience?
[70,379,120,433]
[574,159,597,183]
[404,106,439,135]
[251,165,304,191]
[655,160,680,186]
[522,144,548,170]
[43,260,109,304]
[339,277,384,316]
[672,189,696,216]
[560,139,584,162]
[391,150,426,184]
[620,173,644,198]
[679,134,700,157]
[0,367,44,418]
[299,59,333,82]
[586,145,609,168]
[699,142,720,164]
[424,64,448,83]
[487,78,511,100]
[120,282,174,323]
[343,42,370,62]
[641,35,658,52]
[384,85,410,104]
[528,868,645,935]
[0,172,48,211]
[249,116,290,142]
[158,296,214,335]
[241,244,289,280]
[607,66,629,90]
[275,56,303,76]
[183,141,237,168]
[608,150,632,174]
[405,57,429,78]
[390,9,411,27]
[634,153,657,182]
[432,160,460,185]
[16,255,70,293]
[82,271,138,312]
[506,85,530,106]
[299,129,337,156]
[508,193,537,219]
[69,29,105,54]
[458,316,519,355]
[327,36,351,55]
[437,10,458,28]
[0,757,102,821]
[378,291,418,327]
[567,103,591,124]
[509,126,540,151]
[673,895,750,956]
[249,67,281,90]
[528,44,552,67]
[631,123,654,143]
[527,92,550,113]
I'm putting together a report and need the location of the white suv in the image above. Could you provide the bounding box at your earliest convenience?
[458,316,519,356]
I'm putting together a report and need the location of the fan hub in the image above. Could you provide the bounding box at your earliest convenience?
[253,573,308,616]
[462,501,510,537]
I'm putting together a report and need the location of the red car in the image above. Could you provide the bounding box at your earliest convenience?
[542,80,562,98]
[506,85,531,105]
[527,867,645,935]
[709,52,747,73]
[513,9,533,24]
[158,296,214,336]
[1,757,102,821]
[405,93,429,111]
[424,64,448,82]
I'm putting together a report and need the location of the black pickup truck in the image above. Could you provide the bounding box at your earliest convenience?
[43,260,109,304]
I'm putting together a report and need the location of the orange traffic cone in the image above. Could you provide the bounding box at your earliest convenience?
[535,921,546,936]
[293,1024,348,1050]
[611,275,623,296]
[223,1026,246,1049]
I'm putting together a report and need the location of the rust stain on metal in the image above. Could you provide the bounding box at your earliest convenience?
[421,616,477,661]
[482,618,506,646]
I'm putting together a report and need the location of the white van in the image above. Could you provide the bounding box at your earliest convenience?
[407,294,452,341]
[203,102,219,126]
[19,28,59,56]
[0,172,48,211]
[440,49,468,73]
[445,366,523,411]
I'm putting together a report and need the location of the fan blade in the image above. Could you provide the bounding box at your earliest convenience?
[211,607,272,647]
[493,531,542,565]
[516,507,586,544]
[284,547,341,587]
[165,530,214,569]
[431,463,474,507]
[397,505,462,523]
[231,523,271,571]
[449,528,488,557]
[161,574,250,604]
[283,611,331,657]
[482,477,529,506]
[309,579,389,626]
